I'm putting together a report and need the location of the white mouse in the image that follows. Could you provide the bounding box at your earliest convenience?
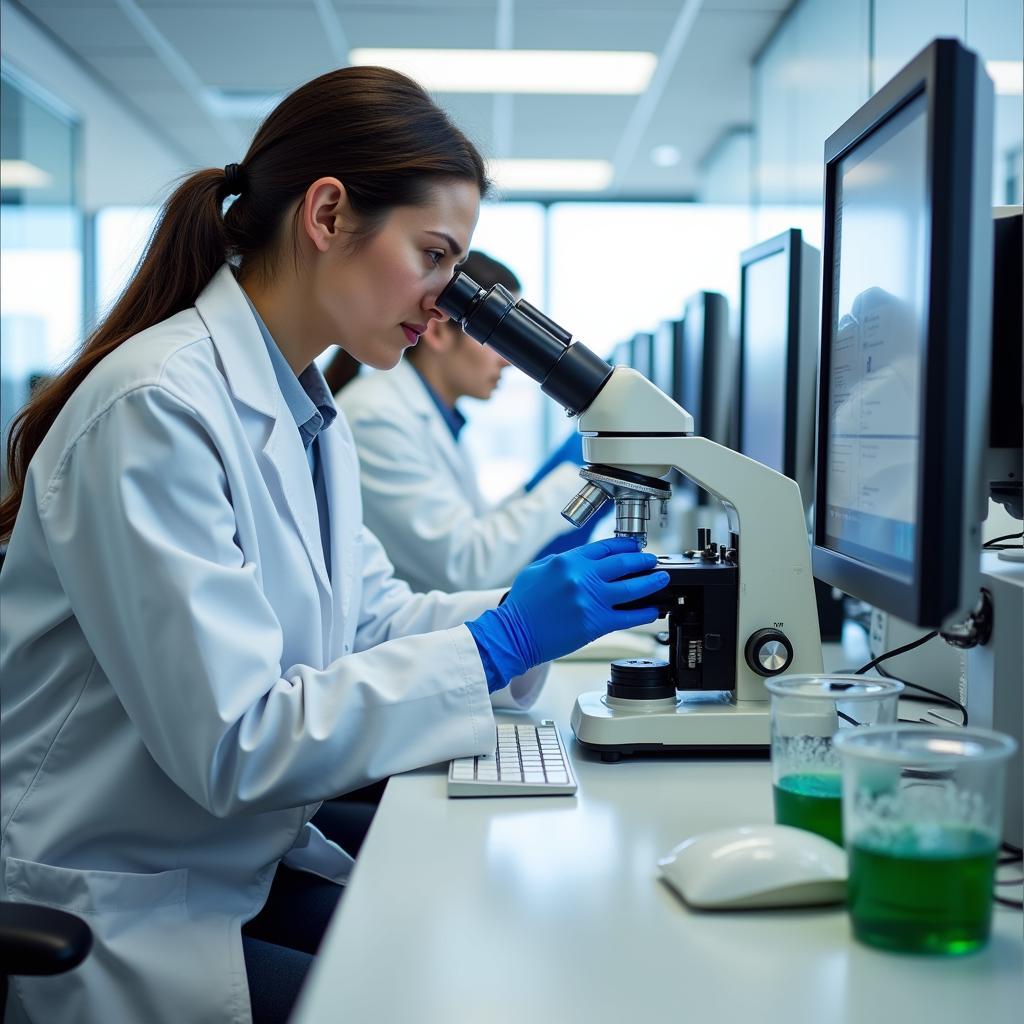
[657,825,847,910]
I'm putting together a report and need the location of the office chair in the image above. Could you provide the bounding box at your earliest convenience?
[0,902,92,1021]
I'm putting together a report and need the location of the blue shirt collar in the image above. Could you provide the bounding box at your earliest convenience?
[243,293,336,449]
[409,363,467,441]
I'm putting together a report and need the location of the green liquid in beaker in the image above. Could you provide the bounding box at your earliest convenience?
[773,773,843,846]
[848,827,998,955]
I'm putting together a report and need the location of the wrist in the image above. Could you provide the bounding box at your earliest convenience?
[466,607,533,688]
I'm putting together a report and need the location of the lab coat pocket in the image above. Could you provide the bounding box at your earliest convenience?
[5,856,187,916]
[4,858,225,1024]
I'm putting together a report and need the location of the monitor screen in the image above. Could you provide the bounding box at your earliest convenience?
[740,250,790,473]
[813,37,994,629]
[651,320,680,400]
[630,332,653,380]
[611,340,631,366]
[821,91,929,582]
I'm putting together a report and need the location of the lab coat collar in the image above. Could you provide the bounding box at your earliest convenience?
[194,264,279,419]
[386,358,482,506]
[195,264,335,605]
[388,357,444,422]
[408,365,466,442]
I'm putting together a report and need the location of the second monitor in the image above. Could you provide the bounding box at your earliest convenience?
[678,291,732,507]
[736,229,821,509]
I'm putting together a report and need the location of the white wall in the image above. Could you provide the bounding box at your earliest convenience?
[754,0,1024,208]
[1,0,188,211]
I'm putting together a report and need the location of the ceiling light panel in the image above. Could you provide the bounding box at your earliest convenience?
[488,159,614,192]
[349,49,657,94]
[986,61,1024,96]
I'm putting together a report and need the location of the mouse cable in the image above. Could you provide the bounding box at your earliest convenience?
[853,630,938,675]
[983,530,1023,550]
[875,663,968,726]
[1000,841,1023,863]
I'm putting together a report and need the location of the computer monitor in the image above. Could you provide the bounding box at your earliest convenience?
[811,38,994,629]
[630,332,654,380]
[736,230,821,506]
[651,318,684,404]
[610,339,631,367]
[679,291,732,505]
[680,291,731,447]
[988,208,1023,519]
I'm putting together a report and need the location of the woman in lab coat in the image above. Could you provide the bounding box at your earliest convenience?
[340,250,595,593]
[0,67,666,1024]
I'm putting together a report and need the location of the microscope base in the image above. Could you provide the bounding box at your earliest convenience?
[570,690,770,761]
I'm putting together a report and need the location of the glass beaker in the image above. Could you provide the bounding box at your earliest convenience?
[834,724,1017,955]
[766,674,904,846]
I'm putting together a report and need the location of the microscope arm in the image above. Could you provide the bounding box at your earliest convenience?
[578,369,824,698]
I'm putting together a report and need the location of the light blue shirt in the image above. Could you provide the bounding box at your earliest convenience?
[244,294,337,578]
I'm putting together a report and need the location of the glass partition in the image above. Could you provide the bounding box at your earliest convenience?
[1,66,82,496]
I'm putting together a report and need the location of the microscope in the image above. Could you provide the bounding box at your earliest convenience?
[438,273,824,757]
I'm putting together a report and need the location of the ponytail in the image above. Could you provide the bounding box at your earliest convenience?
[1,66,488,541]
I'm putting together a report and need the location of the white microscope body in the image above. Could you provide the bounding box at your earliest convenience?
[568,367,824,756]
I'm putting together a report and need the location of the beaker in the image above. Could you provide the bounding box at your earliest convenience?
[766,674,903,845]
[834,724,1016,954]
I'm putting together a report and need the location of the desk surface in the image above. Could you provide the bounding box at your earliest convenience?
[294,657,1024,1024]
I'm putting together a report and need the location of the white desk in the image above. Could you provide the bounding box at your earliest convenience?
[293,659,1024,1024]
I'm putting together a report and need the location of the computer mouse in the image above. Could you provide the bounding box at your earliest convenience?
[657,825,847,910]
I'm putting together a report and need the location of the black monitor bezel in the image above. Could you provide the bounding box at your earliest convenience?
[630,331,654,380]
[737,229,805,480]
[651,318,684,404]
[812,38,987,627]
[611,339,631,367]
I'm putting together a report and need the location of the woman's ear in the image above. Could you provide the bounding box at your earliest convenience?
[301,177,348,253]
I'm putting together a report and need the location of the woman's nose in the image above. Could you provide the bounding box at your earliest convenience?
[423,297,447,324]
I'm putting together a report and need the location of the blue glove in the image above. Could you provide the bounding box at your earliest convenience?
[467,536,669,691]
[523,431,584,492]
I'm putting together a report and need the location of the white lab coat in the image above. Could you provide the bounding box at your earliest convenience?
[340,357,581,592]
[0,265,546,1024]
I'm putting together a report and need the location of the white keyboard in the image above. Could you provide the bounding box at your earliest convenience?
[447,720,578,797]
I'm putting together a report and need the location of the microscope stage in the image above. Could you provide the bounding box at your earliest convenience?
[570,689,770,760]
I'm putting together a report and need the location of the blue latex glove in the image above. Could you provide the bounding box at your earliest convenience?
[467,536,669,691]
[523,431,584,492]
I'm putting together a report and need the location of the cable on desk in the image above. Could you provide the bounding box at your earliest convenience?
[876,664,968,726]
[1000,841,1023,863]
[853,630,938,675]
[994,895,1023,910]
[983,530,1023,550]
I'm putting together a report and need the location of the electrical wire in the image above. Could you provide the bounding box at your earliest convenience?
[853,630,938,675]
[983,530,1023,550]
[875,663,968,726]
[994,895,1024,910]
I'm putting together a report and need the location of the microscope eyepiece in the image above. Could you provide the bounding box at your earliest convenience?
[436,271,486,324]
[437,271,613,416]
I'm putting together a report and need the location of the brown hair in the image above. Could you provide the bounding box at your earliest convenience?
[1,66,489,540]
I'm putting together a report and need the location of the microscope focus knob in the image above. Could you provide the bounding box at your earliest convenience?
[744,629,794,677]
